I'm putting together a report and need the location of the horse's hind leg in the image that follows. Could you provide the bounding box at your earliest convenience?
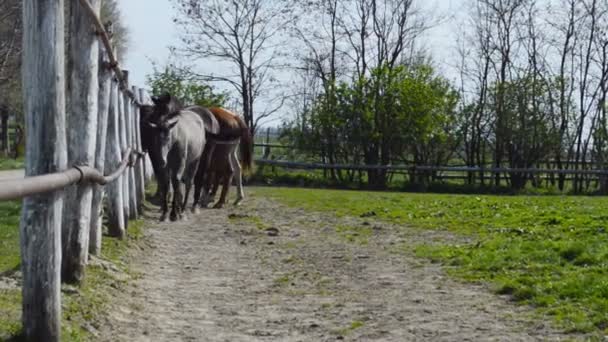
[182,161,200,218]
[231,149,244,206]
[200,171,214,208]
[192,162,205,213]
[170,175,183,221]
[159,175,170,222]
[213,171,233,209]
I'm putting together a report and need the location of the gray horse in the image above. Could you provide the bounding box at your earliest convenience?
[148,95,219,221]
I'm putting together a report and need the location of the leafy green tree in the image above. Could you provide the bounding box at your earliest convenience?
[146,65,227,108]
[284,63,459,187]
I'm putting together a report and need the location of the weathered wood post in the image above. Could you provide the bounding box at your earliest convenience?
[90,26,113,255]
[132,87,144,210]
[21,0,66,339]
[117,73,130,224]
[105,75,126,238]
[123,81,137,219]
[61,0,101,284]
[138,89,154,183]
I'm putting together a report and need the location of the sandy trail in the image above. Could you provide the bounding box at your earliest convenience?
[0,169,24,181]
[99,187,575,341]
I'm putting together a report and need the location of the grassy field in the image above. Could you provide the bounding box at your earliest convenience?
[0,199,145,341]
[255,187,608,334]
[0,157,24,171]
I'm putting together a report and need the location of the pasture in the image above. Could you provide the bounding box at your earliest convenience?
[1,184,607,340]
[255,187,608,334]
[0,157,23,171]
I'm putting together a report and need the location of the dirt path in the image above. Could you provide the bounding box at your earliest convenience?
[0,169,24,181]
[99,187,575,341]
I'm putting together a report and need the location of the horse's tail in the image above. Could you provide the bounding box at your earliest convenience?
[237,116,253,171]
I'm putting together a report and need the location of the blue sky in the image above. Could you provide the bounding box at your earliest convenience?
[118,1,180,88]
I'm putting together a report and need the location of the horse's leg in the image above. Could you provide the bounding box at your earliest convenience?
[205,170,219,205]
[159,171,170,222]
[200,170,213,208]
[171,153,187,221]
[210,173,220,203]
[192,165,204,213]
[213,171,233,209]
[231,148,244,206]
[182,160,200,219]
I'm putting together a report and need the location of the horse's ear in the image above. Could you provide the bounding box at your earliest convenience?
[146,121,158,128]
[151,96,161,105]
[166,116,179,130]
[167,120,178,130]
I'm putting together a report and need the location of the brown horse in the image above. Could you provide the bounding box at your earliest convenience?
[193,107,252,209]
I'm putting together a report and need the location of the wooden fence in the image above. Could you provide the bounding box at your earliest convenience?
[0,1,152,340]
[253,143,608,191]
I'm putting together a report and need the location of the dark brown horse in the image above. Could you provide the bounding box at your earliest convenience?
[193,107,252,209]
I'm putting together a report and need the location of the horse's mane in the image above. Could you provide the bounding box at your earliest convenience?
[166,96,183,116]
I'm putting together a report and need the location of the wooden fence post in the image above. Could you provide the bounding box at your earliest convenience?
[105,76,126,238]
[61,0,101,284]
[133,86,145,210]
[123,81,137,219]
[138,89,154,183]
[117,73,130,225]
[21,0,66,339]
[90,30,112,256]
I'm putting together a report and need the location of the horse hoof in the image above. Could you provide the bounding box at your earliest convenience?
[160,214,167,222]
[213,202,225,209]
[233,198,243,206]
[170,213,178,222]
[191,207,200,214]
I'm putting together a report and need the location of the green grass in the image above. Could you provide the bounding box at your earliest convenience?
[255,187,608,334]
[62,220,144,341]
[335,225,372,245]
[0,201,21,275]
[0,197,145,341]
[0,157,24,171]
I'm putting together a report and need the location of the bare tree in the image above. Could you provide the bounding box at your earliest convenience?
[172,0,295,134]
[100,0,129,59]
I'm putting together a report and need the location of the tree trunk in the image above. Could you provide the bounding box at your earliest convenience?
[0,107,7,157]
[20,0,67,339]
[61,0,101,285]
[89,43,112,256]
[105,77,126,238]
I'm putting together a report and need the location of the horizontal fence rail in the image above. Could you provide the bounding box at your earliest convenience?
[255,159,608,176]
[0,148,139,201]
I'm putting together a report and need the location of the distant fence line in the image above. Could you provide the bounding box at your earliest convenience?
[254,158,608,176]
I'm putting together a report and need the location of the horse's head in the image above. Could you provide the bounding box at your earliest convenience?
[147,114,180,167]
[151,92,182,119]
[139,105,156,152]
